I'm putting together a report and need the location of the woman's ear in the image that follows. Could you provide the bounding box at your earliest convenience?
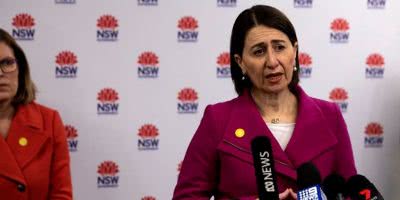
[293,42,298,54]
[234,54,246,74]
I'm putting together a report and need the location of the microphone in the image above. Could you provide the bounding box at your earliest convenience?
[296,162,327,200]
[321,174,346,200]
[251,136,279,200]
[345,174,384,200]
[297,162,322,189]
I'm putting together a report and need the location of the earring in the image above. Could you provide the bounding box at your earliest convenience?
[294,66,297,71]
[242,74,246,80]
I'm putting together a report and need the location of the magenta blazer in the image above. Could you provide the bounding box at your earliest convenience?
[173,86,357,199]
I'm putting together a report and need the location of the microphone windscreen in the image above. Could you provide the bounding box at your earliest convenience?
[322,174,345,199]
[296,162,322,190]
[345,174,384,200]
[345,174,371,196]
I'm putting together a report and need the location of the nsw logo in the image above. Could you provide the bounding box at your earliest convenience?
[294,0,313,8]
[141,196,157,200]
[216,52,231,78]
[365,53,384,78]
[329,88,348,113]
[97,161,119,188]
[65,125,78,152]
[298,52,312,78]
[138,0,158,6]
[97,88,119,115]
[55,0,76,4]
[177,16,199,42]
[12,13,36,40]
[177,88,198,113]
[138,52,159,78]
[364,122,384,147]
[97,15,119,41]
[217,0,236,7]
[367,0,385,9]
[137,124,159,150]
[330,18,350,43]
[55,51,78,78]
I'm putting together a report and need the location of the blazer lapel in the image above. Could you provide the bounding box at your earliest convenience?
[6,103,49,170]
[220,90,297,180]
[285,87,338,168]
[0,137,26,184]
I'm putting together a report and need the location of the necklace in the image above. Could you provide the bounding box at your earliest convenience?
[271,118,280,124]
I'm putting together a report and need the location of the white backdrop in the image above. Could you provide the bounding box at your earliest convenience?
[1,0,399,199]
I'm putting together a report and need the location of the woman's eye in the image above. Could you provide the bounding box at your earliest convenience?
[253,48,265,56]
[275,45,286,51]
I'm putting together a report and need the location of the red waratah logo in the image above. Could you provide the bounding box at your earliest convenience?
[12,13,35,28]
[329,88,348,101]
[65,124,78,152]
[65,125,78,139]
[299,53,312,67]
[138,52,159,66]
[216,52,231,78]
[97,161,119,176]
[178,16,198,31]
[217,52,230,66]
[137,123,160,150]
[97,15,118,29]
[141,197,156,200]
[56,51,77,65]
[138,124,159,138]
[178,88,198,102]
[97,88,119,103]
[365,122,383,136]
[330,18,349,32]
[366,53,384,67]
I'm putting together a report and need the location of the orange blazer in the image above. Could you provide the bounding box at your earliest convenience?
[0,102,72,200]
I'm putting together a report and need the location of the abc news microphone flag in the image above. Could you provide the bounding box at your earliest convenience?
[1,0,400,199]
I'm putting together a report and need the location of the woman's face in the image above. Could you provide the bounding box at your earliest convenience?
[235,25,297,94]
[0,42,19,104]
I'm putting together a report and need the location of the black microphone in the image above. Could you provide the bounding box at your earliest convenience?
[251,136,279,200]
[296,162,327,200]
[297,162,322,190]
[345,174,384,200]
[322,174,345,200]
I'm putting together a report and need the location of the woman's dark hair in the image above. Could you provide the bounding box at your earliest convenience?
[230,5,299,95]
[0,28,36,105]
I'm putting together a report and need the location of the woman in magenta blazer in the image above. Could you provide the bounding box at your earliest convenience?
[0,29,72,200]
[173,5,356,200]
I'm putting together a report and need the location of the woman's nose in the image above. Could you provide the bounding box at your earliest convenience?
[265,49,279,69]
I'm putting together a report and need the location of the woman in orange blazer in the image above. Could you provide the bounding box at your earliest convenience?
[0,29,72,200]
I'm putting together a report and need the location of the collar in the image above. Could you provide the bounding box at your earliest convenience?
[12,102,44,130]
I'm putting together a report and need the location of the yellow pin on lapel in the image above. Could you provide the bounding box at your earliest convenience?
[235,128,245,138]
[19,137,28,147]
